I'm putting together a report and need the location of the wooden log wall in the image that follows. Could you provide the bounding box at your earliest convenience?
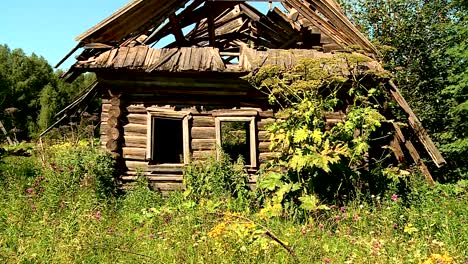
[100,100,354,192]
[101,100,281,190]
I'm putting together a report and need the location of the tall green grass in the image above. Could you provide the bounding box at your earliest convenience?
[0,142,466,263]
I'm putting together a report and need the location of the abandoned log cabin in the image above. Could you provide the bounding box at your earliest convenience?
[52,0,446,192]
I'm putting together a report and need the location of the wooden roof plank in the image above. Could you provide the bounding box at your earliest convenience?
[133,46,149,68]
[113,47,130,68]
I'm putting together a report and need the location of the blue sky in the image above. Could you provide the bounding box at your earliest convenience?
[1,0,129,69]
[0,1,276,70]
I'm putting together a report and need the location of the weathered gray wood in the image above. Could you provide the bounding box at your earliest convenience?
[126,161,185,172]
[107,128,120,141]
[259,141,273,152]
[108,106,122,118]
[123,135,147,148]
[259,152,278,163]
[389,81,446,168]
[212,109,258,117]
[390,135,405,163]
[122,147,146,160]
[258,131,271,141]
[393,123,435,185]
[192,116,215,127]
[123,124,147,136]
[0,120,13,145]
[150,182,184,191]
[192,139,216,151]
[126,113,147,125]
[106,139,119,152]
[192,150,216,160]
[191,127,216,139]
[126,105,147,114]
[257,118,275,130]
[122,174,184,182]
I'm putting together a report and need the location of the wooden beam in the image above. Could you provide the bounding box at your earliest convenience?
[393,124,435,185]
[55,44,80,68]
[207,2,216,47]
[169,13,186,46]
[388,80,446,167]
[144,0,206,45]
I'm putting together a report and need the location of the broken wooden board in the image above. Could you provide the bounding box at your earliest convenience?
[388,81,446,168]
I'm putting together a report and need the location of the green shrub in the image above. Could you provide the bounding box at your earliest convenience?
[183,153,251,208]
[46,141,115,198]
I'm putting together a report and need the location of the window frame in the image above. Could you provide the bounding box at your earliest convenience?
[214,113,257,168]
[146,108,191,165]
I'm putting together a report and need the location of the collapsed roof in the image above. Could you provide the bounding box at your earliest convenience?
[58,0,379,72]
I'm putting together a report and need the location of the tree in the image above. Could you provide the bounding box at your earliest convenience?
[341,0,467,180]
[0,44,97,142]
[0,45,54,140]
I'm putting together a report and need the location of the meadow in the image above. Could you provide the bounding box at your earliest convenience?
[0,141,466,263]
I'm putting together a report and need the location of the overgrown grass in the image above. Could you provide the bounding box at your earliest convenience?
[0,143,466,263]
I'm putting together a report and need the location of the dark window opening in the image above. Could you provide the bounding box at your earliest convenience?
[151,117,183,164]
[220,121,251,165]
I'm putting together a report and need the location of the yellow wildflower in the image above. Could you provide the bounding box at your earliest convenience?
[420,253,453,264]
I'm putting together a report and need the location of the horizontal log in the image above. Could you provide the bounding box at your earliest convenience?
[192,139,216,151]
[123,147,146,160]
[258,110,274,118]
[258,141,274,152]
[110,97,122,106]
[192,116,215,127]
[101,113,108,122]
[102,103,111,112]
[212,109,258,117]
[126,113,147,125]
[125,161,184,173]
[100,134,107,146]
[126,105,147,114]
[123,135,147,148]
[123,124,147,136]
[191,127,215,139]
[150,182,184,191]
[192,150,216,160]
[257,118,275,130]
[122,174,184,182]
[107,117,117,128]
[258,131,271,141]
[259,152,279,163]
[100,122,108,134]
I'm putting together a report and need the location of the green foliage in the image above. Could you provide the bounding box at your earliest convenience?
[183,153,251,208]
[248,58,397,218]
[40,140,117,204]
